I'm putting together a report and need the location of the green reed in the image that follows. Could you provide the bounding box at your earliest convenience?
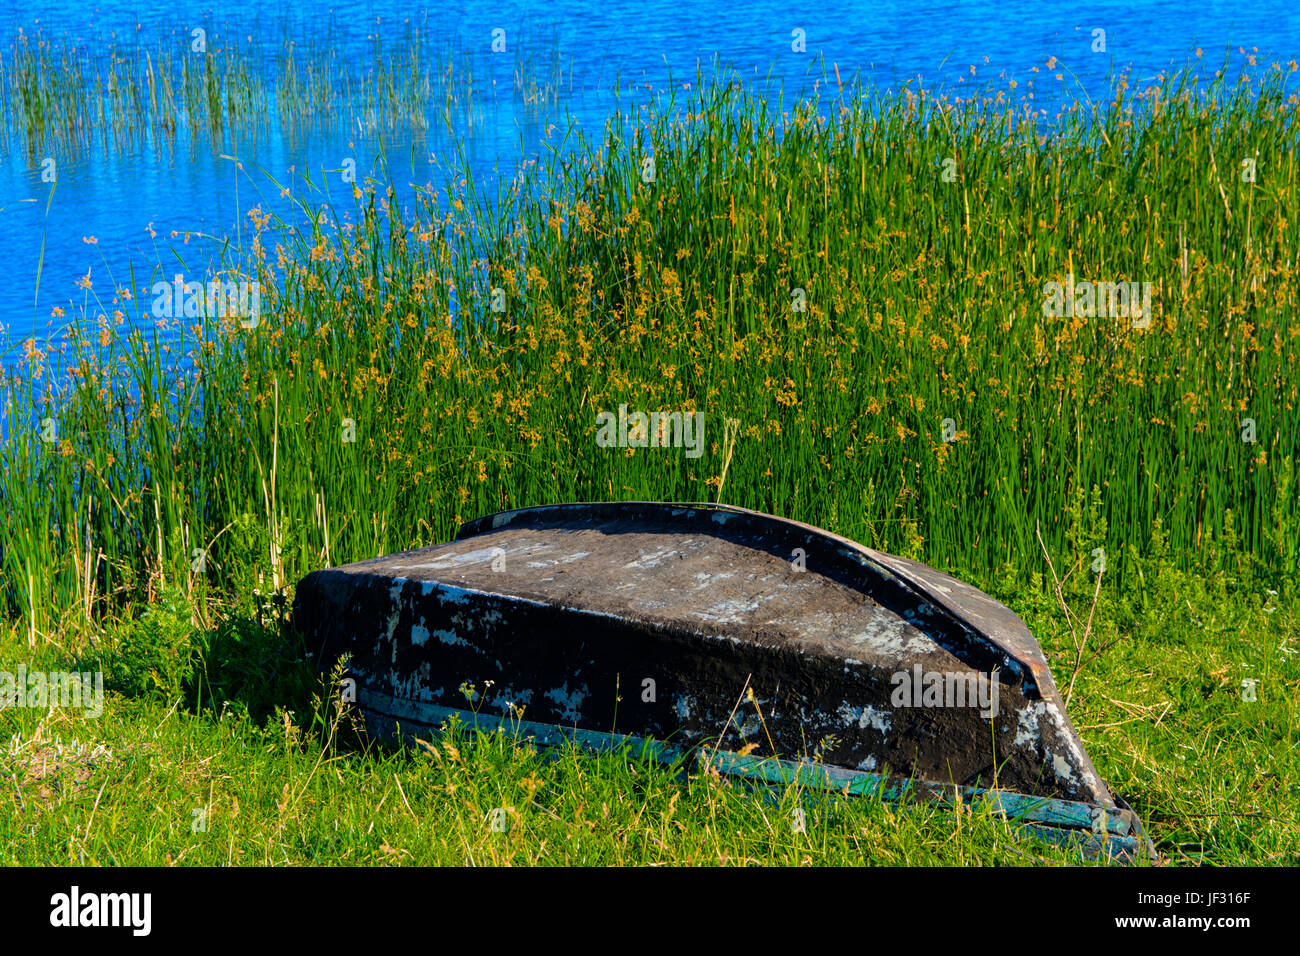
[0,17,573,153]
[3,61,1298,638]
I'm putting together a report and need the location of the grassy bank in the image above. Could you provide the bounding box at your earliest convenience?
[1,547,1294,865]
[2,63,1298,864]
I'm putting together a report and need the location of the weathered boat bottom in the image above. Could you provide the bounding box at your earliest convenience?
[294,501,1157,862]
[358,687,1155,862]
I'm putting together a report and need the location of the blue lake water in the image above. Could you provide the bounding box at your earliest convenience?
[2,0,1298,388]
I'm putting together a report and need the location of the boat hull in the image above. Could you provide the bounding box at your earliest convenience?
[293,501,1151,858]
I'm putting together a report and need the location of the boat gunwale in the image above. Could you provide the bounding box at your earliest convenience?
[357,686,1153,860]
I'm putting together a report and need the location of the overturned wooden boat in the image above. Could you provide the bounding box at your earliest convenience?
[294,501,1154,860]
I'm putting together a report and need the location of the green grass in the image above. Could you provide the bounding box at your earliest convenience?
[2,55,1299,864]
[1,549,1294,865]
